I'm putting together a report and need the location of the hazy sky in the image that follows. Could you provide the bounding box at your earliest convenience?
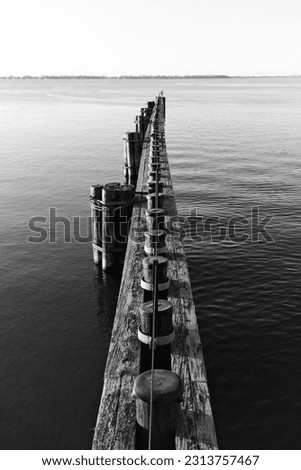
[1,0,301,76]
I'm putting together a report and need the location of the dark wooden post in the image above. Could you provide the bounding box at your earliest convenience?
[147,181,163,194]
[138,108,150,138]
[144,230,166,255]
[90,184,103,265]
[123,132,142,186]
[162,96,166,119]
[146,193,164,210]
[149,154,163,164]
[146,208,165,231]
[139,300,173,341]
[132,369,183,449]
[148,170,161,182]
[102,182,120,270]
[135,115,139,133]
[148,162,162,172]
[138,299,174,372]
[141,255,169,301]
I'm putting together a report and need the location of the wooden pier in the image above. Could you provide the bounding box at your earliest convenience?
[91,95,217,450]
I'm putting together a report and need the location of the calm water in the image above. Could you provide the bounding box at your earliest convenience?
[0,78,300,449]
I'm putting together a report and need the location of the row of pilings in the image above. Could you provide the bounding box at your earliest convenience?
[90,96,183,449]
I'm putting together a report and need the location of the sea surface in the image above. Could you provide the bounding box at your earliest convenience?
[0,78,300,450]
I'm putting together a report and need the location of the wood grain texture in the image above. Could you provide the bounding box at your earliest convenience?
[92,97,217,450]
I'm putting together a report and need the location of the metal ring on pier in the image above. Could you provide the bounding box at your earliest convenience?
[140,278,170,292]
[137,326,175,346]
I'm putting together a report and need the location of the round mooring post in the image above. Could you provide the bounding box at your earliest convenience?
[147,181,163,194]
[132,369,183,450]
[148,162,162,173]
[162,96,166,119]
[144,230,166,255]
[135,115,139,133]
[147,101,155,110]
[123,132,142,186]
[138,299,174,377]
[102,182,120,270]
[146,208,165,231]
[141,255,169,302]
[146,192,164,211]
[148,170,161,182]
[139,300,174,346]
[149,154,163,164]
[137,115,147,139]
[90,184,103,265]
[139,108,151,137]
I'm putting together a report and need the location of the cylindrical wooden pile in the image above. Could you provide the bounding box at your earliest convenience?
[90,183,135,270]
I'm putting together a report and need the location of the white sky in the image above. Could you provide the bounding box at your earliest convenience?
[0,0,301,76]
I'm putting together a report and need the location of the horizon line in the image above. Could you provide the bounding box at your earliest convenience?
[1,74,301,79]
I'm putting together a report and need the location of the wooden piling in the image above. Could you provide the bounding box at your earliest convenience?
[139,300,173,342]
[139,299,174,373]
[148,170,161,182]
[141,255,169,302]
[123,132,142,186]
[90,184,103,265]
[102,182,120,270]
[147,181,163,194]
[133,369,183,449]
[146,193,164,210]
[145,208,165,231]
[144,230,166,255]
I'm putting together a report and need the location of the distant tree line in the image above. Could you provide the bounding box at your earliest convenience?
[0,74,230,80]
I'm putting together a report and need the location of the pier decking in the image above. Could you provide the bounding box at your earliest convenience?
[92,96,217,450]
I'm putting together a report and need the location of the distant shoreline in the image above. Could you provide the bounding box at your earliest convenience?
[0,75,230,80]
[0,75,300,80]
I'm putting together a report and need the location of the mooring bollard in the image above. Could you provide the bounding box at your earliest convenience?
[147,101,155,111]
[145,208,165,231]
[144,230,166,255]
[139,300,173,343]
[148,170,161,182]
[148,162,162,172]
[149,154,163,164]
[141,255,169,302]
[90,184,103,265]
[138,299,174,374]
[146,193,164,211]
[138,300,175,372]
[132,369,183,449]
[147,181,163,194]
